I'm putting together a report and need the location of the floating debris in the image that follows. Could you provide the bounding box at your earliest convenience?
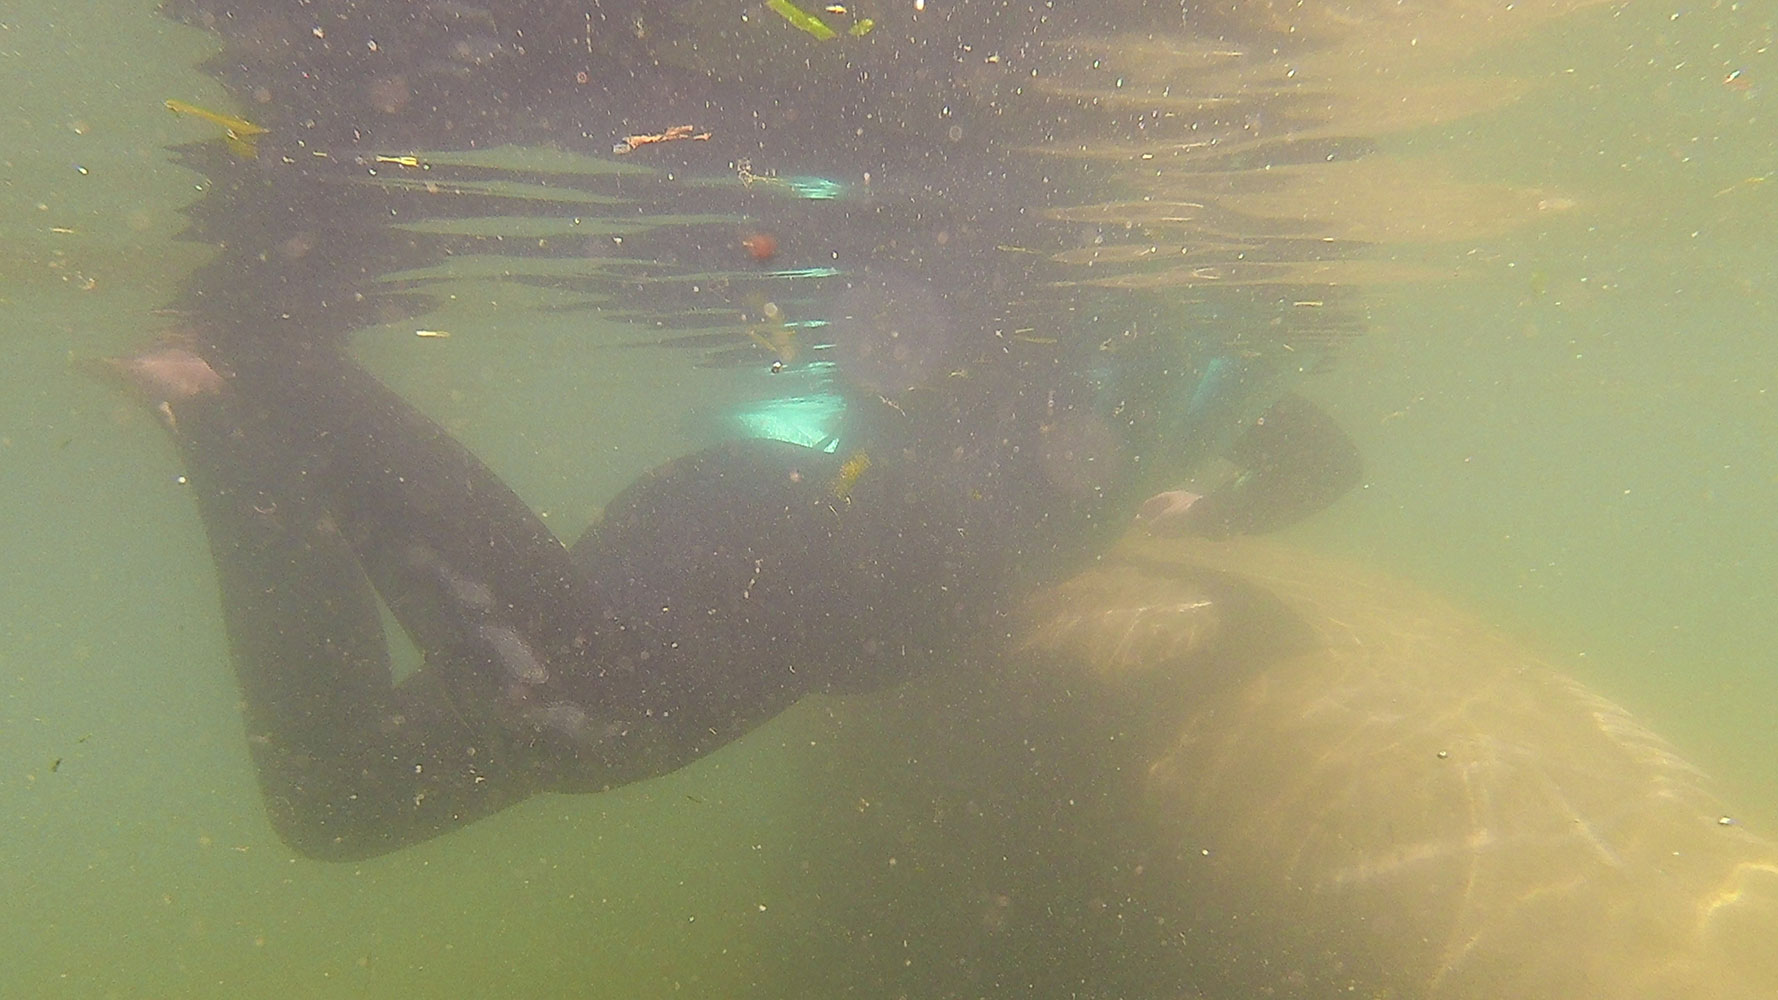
[767,0,837,40]
[164,99,267,159]
[830,450,872,500]
[744,299,798,365]
[613,124,711,155]
[766,0,873,39]
[740,232,778,261]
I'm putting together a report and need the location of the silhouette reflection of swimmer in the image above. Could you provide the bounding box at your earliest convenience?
[126,330,1356,860]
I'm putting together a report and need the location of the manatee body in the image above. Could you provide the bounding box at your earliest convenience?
[1021,535,1778,999]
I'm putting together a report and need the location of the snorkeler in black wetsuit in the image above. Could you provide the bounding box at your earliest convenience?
[134,0,1362,859]
[123,330,1354,860]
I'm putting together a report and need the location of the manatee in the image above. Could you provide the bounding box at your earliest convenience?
[1016,534,1778,1000]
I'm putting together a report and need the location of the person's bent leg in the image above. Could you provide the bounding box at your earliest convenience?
[151,347,548,859]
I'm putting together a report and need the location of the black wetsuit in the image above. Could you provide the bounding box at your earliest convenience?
[154,0,1362,859]
[169,329,1158,858]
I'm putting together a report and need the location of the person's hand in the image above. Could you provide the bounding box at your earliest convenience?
[1136,489,1207,537]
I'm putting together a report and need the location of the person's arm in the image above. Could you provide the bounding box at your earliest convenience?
[1139,393,1361,538]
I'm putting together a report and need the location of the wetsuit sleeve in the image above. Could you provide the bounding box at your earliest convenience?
[1172,392,1362,538]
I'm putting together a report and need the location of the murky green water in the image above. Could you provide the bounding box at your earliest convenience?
[2,1,1774,997]
[1301,2,1778,811]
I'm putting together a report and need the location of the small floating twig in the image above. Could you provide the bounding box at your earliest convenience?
[613,124,711,155]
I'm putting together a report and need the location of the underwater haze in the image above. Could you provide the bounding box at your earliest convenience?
[3,0,1776,997]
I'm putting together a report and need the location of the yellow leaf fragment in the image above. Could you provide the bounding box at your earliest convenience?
[767,0,838,40]
[164,99,267,159]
